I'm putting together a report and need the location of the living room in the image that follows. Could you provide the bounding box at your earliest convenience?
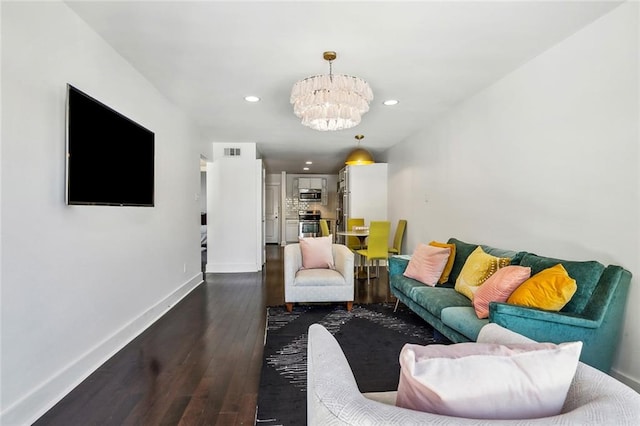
[1,1,638,425]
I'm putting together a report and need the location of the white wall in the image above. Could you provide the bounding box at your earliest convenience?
[206,143,263,272]
[1,2,206,424]
[385,2,639,388]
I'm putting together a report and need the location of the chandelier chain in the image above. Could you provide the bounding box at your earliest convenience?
[329,59,333,82]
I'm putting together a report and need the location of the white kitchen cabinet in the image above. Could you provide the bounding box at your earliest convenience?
[285,219,300,242]
[298,177,324,190]
[298,178,310,189]
[311,178,324,189]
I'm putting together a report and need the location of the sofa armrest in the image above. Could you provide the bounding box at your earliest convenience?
[490,302,601,329]
[490,302,607,365]
[332,244,355,285]
[284,243,303,288]
[308,324,499,425]
[307,323,640,425]
[389,255,411,277]
[477,323,536,344]
[581,266,631,320]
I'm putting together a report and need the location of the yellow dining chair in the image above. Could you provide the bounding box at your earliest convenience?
[319,219,330,237]
[388,219,407,255]
[356,221,390,285]
[346,218,365,250]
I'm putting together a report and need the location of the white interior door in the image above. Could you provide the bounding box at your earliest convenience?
[265,183,280,244]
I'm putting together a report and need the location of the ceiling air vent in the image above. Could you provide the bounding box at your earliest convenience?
[224,147,241,157]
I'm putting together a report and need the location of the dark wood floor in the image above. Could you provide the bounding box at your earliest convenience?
[34,244,393,425]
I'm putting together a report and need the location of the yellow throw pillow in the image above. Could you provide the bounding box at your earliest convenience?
[507,263,577,311]
[455,246,510,300]
[429,241,456,284]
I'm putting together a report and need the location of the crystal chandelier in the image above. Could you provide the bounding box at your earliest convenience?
[290,51,373,132]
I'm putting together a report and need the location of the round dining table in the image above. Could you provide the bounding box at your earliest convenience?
[336,230,369,248]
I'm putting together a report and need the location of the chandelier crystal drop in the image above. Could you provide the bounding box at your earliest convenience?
[290,51,373,132]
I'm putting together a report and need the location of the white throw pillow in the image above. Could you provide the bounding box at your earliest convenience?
[396,340,582,420]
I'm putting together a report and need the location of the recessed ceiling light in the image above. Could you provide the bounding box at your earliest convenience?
[305,161,313,165]
[303,167,310,171]
[244,95,260,102]
[383,99,399,106]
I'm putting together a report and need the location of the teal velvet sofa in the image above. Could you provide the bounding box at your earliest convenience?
[389,238,632,373]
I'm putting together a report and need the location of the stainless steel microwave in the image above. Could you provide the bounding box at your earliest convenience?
[299,189,322,200]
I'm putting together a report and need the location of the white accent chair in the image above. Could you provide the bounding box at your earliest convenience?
[284,243,355,312]
[307,323,640,425]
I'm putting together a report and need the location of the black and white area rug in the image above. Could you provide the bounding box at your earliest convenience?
[255,303,450,425]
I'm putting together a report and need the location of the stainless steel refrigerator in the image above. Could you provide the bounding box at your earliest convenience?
[336,163,388,244]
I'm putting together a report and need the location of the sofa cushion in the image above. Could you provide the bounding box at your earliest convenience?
[389,254,411,276]
[507,264,577,311]
[403,244,451,286]
[429,241,456,283]
[446,238,524,285]
[518,253,604,314]
[396,340,583,419]
[473,265,532,319]
[294,268,347,286]
[446,238,479,285]
[441,306,488,340]
[391,274,430,299]
[411,286,471,317]
[481,245,525,265]
[455,246,511,300]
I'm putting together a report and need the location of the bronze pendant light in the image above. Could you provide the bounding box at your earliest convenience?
[345,134,375,165]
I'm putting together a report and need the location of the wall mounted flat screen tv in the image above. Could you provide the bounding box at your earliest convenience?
[66,84,155,206]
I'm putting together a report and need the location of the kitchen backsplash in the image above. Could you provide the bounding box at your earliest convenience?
[285,196,335,219]
[284,173,338,219]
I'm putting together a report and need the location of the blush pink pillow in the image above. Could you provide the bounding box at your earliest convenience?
[403,244,451,286]
[299,235,334,269]
[473,265,532,319]
[396,340,582,419]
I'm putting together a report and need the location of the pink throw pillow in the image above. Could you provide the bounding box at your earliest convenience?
[403,244,451,286]
[396,340,582,419]
[299,235,334,269]
[473,266,532,319]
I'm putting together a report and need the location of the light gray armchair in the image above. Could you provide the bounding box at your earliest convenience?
[307,323,640,425]
[284,243,355,312]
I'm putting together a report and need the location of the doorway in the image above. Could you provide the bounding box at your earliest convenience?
[200,156,208,272]
[265,183,280,244]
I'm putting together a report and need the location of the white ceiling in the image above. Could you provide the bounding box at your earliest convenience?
[65,0,622,174]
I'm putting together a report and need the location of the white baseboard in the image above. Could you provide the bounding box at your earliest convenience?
[1,273,203,426]
[610,368,640,393]
[206,262,261,273]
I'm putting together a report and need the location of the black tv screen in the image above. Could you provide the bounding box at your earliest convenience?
[66,84,154,206]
